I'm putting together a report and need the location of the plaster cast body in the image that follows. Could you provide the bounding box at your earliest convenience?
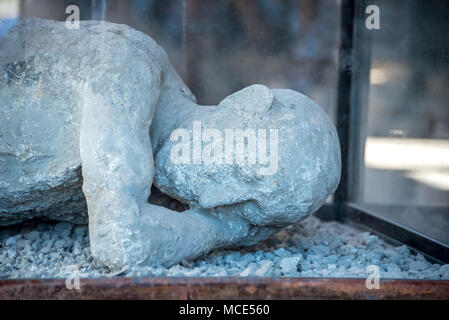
[0,19,341,269]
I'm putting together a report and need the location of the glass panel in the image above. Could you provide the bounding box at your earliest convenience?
[359,0,449,244]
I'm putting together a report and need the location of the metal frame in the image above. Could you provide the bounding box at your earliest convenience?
[1,277,449,300]
[333,0,449,263]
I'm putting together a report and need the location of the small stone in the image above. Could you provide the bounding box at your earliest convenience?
[72,241,83,256]
[263,252,275,260]
[409,261,428,271]
[41,233,51,241]
[181,259,193,269]
[395,245,411,257]
[150,267,166,277]
[361,232,371,243]
[31,241,41,251]
[54,239,73,249]
[279,256,301,275]
[314,231,332,246]
[439,264,449,274]
[240,262,257,277]
[297,238,312,251]
[306,254,322,264]
[307,245,330,256]
[439,265,449,279]
[339,244,354,256]
[384,263,401,272]
[212,255,224,266]
[254,260,274,277]
[274,248,289,257]
[24,231,40,242]
[16,240,31,250]
[63,256,76,265]
[365,235,379,247]
[297,260,312,272]
[237,254,254,268]
[224,252,240,265]
[183,269,202,277]
[6,248,17,260]
[73,226,87,236]
[240,267,253,277]
[54,222,73,237]
[324,254,339,264]
[5,237,16,247]
[416,254,427,261]
[212,267,228,277]
[339,255,354,267]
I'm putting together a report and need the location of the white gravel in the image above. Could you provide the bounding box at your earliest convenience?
[1,216,448,280]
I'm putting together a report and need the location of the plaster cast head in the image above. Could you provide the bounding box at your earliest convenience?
[154,84,341,228]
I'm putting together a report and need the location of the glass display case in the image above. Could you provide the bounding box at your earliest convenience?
[0,0,448,300]
[334,0,449,263]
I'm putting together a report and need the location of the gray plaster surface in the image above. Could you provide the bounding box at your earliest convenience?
[1,18,340,269]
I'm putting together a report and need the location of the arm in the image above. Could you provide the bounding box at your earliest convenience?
[79,54,249,269]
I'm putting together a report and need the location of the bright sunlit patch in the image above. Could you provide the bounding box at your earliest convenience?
[365,137,449,191]
[0,0,19,19]
[405,170,449,191]
[370,68,387,84]
[365,137,449,170]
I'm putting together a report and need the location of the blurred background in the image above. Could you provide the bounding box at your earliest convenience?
[3,0,341,113]
[0,0,448,243]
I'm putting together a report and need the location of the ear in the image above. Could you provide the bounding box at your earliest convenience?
[198,183,253,209]
[219,84,273,115]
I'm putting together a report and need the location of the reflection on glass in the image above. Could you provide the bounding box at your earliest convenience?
[361,0,449,243]
[0,0,18,19]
